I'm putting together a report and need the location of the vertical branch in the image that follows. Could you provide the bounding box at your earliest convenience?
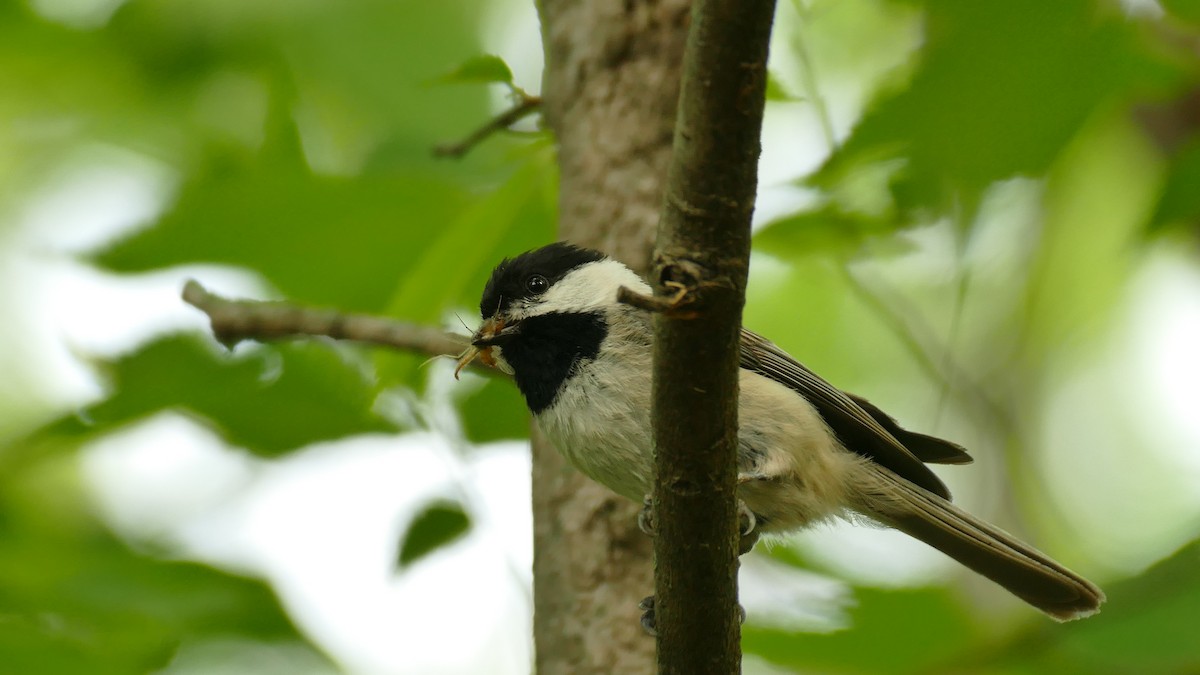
[534,1,690,672]
[651,0,777,672]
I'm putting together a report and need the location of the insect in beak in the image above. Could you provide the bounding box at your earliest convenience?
[454,316,509,379]
[454,345,482,380]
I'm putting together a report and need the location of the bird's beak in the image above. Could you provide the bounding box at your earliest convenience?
[471,315,520,348]
[454,316,519,379]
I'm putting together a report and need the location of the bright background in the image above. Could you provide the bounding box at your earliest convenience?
[3,0,1200,673]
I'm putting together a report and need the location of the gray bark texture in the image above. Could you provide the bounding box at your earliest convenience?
[533,1,691,673]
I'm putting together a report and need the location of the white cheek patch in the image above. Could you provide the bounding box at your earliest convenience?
[526,259,650,317]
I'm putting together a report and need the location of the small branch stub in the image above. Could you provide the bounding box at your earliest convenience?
[616,281,697,317]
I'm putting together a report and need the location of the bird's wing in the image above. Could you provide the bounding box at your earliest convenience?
[739,329,968,500]
[845,393,973,466]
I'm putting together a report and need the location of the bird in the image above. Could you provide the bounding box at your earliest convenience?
[455,241,1104,621]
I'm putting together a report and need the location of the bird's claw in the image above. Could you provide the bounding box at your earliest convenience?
[638,494,655,536]
[639,595,657,636]
[738,500,760,555]
[637,594,746,637]
[640,494,758,553]
[737,500,757,536]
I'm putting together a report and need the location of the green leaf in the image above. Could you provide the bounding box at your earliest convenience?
[1160,0,1200,26]
[1022,111,1161,351]
[92,160,475,314]
[384,149,558,321]
[397,501,471,569]
[0,470,321,674]
[744,586,978,674]
[374,148,557,385]
[1149,138,1200,231]
[765,72,801,102]
[753,206,911,259]
[435,54,514,86]
[458,377,528,443]
[814,0,1155,213]
[45,334,398,456]
[1032,540,1200,673]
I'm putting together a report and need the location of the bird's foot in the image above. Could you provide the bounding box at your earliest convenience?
[637,595,746,637]
[738,499,760,555]
[639,494,758,553]
[637,493,655,537]
[639,595,657,636]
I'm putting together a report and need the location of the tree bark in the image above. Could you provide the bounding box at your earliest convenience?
[532,1,691,672]
[649,0,776,671]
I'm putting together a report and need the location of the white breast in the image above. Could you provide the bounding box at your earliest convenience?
[533,310,656,502]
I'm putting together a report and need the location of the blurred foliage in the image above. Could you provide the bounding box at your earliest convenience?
[2,0,1200,672]
[1,0,552,670]
[44,336,398,457]
[0,442,315,674]
[1019,541,1200,673]
[1151,137,1200,231]
[396,501,471,569]
[747,542,1200,675]
[819,0,1163,214]
[745,586,979,674]
[458,377,532,443]
[435,54,516,88]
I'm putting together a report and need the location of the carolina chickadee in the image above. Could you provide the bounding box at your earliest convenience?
[457,242,1104,621]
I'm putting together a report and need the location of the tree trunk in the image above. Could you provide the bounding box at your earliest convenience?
[531,1,691,672]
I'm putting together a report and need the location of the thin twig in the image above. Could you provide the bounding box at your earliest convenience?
[433,95,543,159]
[789,0,837,154]
[181,280,470,358]
[836,264,1013,430]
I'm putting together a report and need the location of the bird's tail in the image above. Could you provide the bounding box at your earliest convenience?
[857,464,1105,621]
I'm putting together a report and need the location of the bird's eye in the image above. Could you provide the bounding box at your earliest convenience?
[525,274,549,295]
